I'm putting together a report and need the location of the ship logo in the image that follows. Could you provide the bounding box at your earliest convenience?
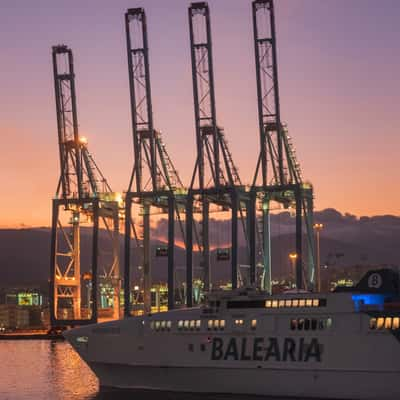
[368,273,383,289]
[211,337,322,362]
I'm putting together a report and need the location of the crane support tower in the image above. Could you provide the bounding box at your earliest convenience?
[186,2,255,307]
[124,8,187,316]
[49,45,121,327]
[251,0,315,291]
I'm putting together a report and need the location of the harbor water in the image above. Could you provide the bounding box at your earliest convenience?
[0,340,321,400]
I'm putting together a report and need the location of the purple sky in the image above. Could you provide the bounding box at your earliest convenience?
[0,0,399,226]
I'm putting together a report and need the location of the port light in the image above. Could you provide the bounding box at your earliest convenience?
[352,294,385,312]
[78,136,88,145]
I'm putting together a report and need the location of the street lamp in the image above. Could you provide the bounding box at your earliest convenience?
[313,223,324,292]
[289,253,298,286]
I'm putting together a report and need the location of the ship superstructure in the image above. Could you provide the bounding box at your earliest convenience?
[66,269,400,399]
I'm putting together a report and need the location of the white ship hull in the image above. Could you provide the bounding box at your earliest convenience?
[89,363,400,400]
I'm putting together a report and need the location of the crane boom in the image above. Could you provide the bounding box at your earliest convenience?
[252,0,302,187]
[188,2,241,190]
[125,8,157,192]
[52,45,83,199]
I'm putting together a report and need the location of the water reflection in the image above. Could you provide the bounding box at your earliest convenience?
[0,341,285,400]
[0,341,97,400]
[48,340,98,399]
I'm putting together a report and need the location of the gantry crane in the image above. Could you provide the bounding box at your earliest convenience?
[49,45,121,327]
[251,0,315,291]
[186,2,255,304]
[124,8,188,315]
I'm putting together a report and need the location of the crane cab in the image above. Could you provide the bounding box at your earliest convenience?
[216,248,230,261]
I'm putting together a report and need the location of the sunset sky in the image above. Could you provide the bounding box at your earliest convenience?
[0,0,399,227]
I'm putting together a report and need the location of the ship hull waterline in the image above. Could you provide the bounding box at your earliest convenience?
[90,362,400,400]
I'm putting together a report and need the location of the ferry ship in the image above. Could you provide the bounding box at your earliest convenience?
[65,269,400,399]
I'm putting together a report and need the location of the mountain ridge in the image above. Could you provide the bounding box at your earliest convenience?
[0,209,399,288]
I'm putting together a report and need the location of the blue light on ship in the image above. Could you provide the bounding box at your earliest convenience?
[352,294,386,312]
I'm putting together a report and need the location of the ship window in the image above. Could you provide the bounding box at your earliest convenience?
[206,319,225,330]
[160,321,166,331]
[235,319,244,326]
[184,320,190,330]
[370,317,400,331]
[189,320,195,330]
[178,320,184,330]
[311,319,318,330]
[369,318,377,330]
[196,320,201,330]
[376,317,385,330]
[385,317,392,329]
[251,319,257,330]
[291,317,332,331]
[262,298,326,309]
[166,321,172,330]
[155,321,161,331]
[227,300,267,309]
[150,321,155,330]
[315,318,332,330]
